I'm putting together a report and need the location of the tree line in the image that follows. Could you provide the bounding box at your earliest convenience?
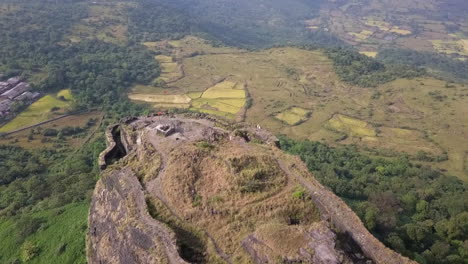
[279,136,468,264]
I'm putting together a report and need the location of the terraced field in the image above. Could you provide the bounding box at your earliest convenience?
[327,114,377,137]
[312,0,468,58]
[275,107,311,126]
[67,2,131,44]
[129,36,468,179]
[0,111,102,148]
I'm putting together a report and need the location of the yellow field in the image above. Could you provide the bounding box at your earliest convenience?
[190,108,234,119]
[128,94,191,104]
[327,114,377,137]
[192,98,245,114]
[57,89,73,101]
[359,51,378,57]
[160,62,178,73]
[187,92,203,99]
[0,112,102,148]
[202,88,246,99]
[143,42,158,48]
[389,27,412,35]
[459,39,468,52]
[349,30,374,41]
[155,55,173,63]
[0,90,74,132]
[185,81,247,115]
[275,107,311,125]
[431,40,468,56]
[364,19,391,31]
[153,103,190,109]
[201,81,245,99]
[168,40,182,47]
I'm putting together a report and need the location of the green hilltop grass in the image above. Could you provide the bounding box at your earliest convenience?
[0,202,88,264]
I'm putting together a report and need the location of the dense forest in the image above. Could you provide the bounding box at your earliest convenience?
[0,1,159,111]
[325,48,426,87]
[378,49,468,83]
[0,135,105,263]
[279,137,468,264]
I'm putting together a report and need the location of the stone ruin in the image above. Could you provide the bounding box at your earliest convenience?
[155,124,175,137]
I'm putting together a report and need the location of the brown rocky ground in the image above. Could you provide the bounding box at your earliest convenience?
[88,114,417,264]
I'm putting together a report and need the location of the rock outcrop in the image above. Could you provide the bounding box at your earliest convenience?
[88,115,417,264]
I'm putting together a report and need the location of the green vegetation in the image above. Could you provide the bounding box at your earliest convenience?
[0,1,159,112]
[0,137,105,263]
[280,136,468,264]
[378,49,468,82]
[0,203,88,264]
[325,48,425,87]
[0,0,467,262]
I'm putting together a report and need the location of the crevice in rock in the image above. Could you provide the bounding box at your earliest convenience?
[105,125,127,166]
[336,231,374,264]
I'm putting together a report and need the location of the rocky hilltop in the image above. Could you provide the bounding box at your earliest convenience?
[87,114,416,264]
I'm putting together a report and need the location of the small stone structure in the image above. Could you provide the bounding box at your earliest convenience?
[155,124,175,137]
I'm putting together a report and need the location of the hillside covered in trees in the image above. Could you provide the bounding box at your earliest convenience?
[0,0,467,263]
[279,137,468,264]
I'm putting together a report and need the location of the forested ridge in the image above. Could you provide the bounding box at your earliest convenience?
[280,137,468,264]
[325,47,426,87]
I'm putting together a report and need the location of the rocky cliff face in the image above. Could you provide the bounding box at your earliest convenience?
[87,115,417,264]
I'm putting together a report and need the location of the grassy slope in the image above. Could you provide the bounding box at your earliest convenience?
[0,202,88,264]
[131,37,468,179]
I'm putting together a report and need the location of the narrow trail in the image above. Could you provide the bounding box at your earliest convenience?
[132,173,188,264]
[145,141,233,264]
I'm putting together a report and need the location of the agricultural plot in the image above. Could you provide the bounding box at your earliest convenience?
[389,27,412,35]
[154,54,182,83]
[130,79,246,117]
[0,89,75,133]
[190,81,246,117]
[364,19,391,31]
[431,39,468,56]
[67,3,130,44]
[128,94,190,104]
[143,36,243,60]
[275,107,311,126]
[349,30,374,41]
[201,81,245,99]
[327,114,377,137]
[359,51,378,58]
[311,0,467,58]
[326,114,442,155]
[0,111,102,148]
[155,55,173,63]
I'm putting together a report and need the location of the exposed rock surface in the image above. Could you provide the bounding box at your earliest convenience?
[88,114,417,264]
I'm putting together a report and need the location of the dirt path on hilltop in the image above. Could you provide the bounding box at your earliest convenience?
[145,141,233,264]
